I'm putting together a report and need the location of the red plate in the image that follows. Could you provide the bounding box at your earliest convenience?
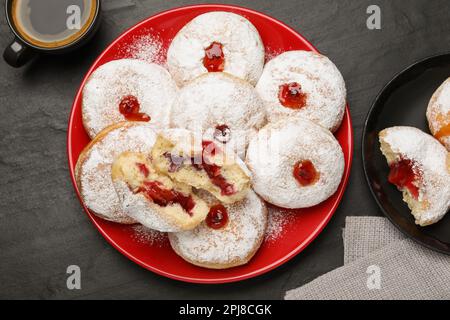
[67,4,353,283]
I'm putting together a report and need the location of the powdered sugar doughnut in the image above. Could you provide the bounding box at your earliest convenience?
[246,118,345,208]
[426,78,450,151]
[75,122,157,223]
[256,50,346,132]
[169,190,267,269]
[379,126,450,226]
[82,59,177,138]
[167,11,264,87]
[170,73,266,158]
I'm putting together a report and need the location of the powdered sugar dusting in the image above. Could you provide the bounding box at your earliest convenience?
[435,78,450,114]
[77,123,157,223]
[256,50,346,132]
[167,11,265,86]
[82,59,177,138]
[265,206,296,242]
[170,72,267,159]
[379,126,450,225]
[125,32,166,65]
[168,191,267,267]
[246,118,344,208]
[131,224,167,246]
[426,78,450,150]
[264,46,283,63]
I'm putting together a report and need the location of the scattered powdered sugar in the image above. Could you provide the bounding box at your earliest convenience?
[131,224,167,246]
[124,32,167,65]
[114,28,167,66]
[264,46,283,63]
[265,206,296,242]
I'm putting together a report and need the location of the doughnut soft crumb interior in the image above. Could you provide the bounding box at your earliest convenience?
[151,134,251,204]
[111,151,209,232]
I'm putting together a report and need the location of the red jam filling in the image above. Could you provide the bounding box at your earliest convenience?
[161,140,236,196]
[278,82,307,109]
[388,159,420,199]
[203,163,236,196]
[213,124,231,144]
[119,95,151,122]
[206,204,229,229]
[293,160,319,186]
[190,141,235,195]
[202,140,219,156]
[203,42,224,72]
[136,163,149,178]
[138,181,195,215]
[201,140,235,196]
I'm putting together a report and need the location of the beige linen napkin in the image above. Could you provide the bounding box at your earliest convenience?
[343,216,404,264]
[285,216,450,300]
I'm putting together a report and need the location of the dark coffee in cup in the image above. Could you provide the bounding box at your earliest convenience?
[4,0,101,67]
[11,0,98,49]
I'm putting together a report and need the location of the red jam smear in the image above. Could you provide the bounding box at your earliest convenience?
[203,163,235,196]
[293,160,319,186]
[278,82,307,109]
[214,124,231,144]
[189,141,235,195]
[160,140,236,196]
[203,42,224,72]
[138,181,195,215]
[206,204,229,229]
[136,163,149,177]
[202,140,219,157]
[119,95,151,122]
[388,159,420,199]
[201,141,235,196]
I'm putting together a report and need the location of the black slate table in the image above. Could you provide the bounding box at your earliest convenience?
[1,0,449,299]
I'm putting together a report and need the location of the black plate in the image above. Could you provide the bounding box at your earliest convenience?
[362,52,450,255]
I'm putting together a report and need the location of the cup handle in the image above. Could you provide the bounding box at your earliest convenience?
[3,38,36,68]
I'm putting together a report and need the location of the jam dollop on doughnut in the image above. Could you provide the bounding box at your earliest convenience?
[213,124,232,144]
[137,181,195,216]
[293,160,319,186]
[203,42,225,72]
[206,204,229,229]
[278,82,307,109]
[119,95,151,122]
[388,158,420,199]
